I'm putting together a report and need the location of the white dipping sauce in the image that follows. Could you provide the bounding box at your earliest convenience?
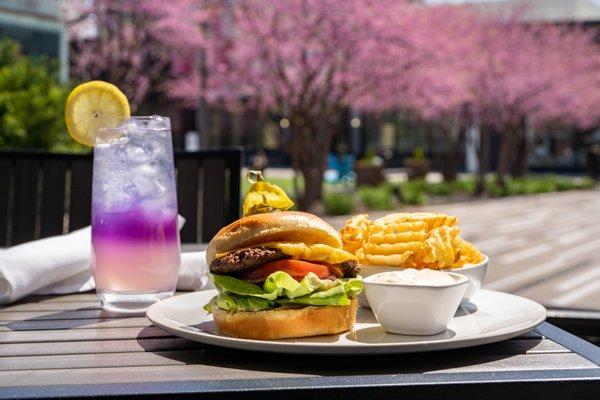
[367,269,457,286]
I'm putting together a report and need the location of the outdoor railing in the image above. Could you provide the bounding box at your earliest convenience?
[0,148,242,246]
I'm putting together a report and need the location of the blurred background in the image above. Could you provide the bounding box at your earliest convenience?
[0,0,599,331]
[1,0,599,208]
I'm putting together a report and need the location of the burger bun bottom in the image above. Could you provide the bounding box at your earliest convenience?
[212,299,358,340]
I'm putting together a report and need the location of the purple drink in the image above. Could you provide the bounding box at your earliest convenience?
[91,116,181,312]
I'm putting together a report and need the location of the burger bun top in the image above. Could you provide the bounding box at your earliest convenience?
[206,211,342,265]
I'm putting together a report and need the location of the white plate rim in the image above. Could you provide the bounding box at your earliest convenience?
[146,289,547,355]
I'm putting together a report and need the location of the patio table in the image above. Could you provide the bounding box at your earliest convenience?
[0,246,599,399]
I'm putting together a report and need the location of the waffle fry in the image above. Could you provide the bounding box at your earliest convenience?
[363,252,414,266]
[340,212,482,269]
[368,231,427,244]
[452,236,484,267]
[340,214,371,254]
[363,241,422,255]
[422,226,459,268]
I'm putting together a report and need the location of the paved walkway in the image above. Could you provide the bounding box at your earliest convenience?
[325,190,600,311]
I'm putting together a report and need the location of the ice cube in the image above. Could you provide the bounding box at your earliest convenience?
[146,116,169,131]
[132,162,168,198]
[103,190,136,213]
[140,197,175,215]
[125,145,151,164]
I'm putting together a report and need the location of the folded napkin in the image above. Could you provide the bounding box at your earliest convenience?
[0,228,211,304]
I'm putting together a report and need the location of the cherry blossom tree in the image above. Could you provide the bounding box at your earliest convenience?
[465,15,600,189]
[197,0,403,210]
[361,4,482,181]
[66,0,206,111]
[69,0,600,203]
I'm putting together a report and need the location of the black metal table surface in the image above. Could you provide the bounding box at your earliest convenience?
[0,296,599,399]
[0,244,598,399]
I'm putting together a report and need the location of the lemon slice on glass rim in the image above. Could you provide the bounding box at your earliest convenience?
[65,80,130,146]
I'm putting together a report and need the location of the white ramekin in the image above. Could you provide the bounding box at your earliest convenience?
[357,255,488,307]
[363,271,469,335]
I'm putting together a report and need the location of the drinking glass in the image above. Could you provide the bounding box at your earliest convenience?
[91,116,181,312]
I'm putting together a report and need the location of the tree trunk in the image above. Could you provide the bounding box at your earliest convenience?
[496,131,514,189]
[440,119,464,182]
[476,126,491,195]
[300,163,325,211]
[289,113,334,211]
[511,127,529,178]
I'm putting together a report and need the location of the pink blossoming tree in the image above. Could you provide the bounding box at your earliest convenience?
[69,0,600,203]
[67,0,206,111]
[465,15,600,189]
[199,0,404,209]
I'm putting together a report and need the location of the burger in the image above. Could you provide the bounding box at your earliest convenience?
[203,211,363,340]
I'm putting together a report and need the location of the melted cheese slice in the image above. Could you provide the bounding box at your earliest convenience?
[262,242,357,265]
[214,242,358,265]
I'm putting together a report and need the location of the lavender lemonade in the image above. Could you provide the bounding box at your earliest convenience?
[92,116,181,312]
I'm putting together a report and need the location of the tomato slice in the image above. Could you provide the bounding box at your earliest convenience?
[242,259,331,281]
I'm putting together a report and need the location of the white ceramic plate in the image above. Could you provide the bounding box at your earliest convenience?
[147,289,546,355]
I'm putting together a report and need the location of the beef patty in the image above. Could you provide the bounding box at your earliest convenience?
[209,246,360,278]
[209,246,289,274]
[338,260,360,278]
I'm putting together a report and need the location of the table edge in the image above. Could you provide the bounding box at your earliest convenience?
[535,322,600,365]
[0,368,598,399]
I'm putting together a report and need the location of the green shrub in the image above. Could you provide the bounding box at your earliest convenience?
[398,181,427,205]
[486,175,571,197]
[453,177,476,194]
[412,146,425,160]
[406,178,427,191]
[425,181,453,196]
[0,38,78,151]
[533,179,556,193]
[358,185,395,210]
[555,178,577,191]
[556,176,596,190]
[574,177,596,189]
[324,192,355,215]
[486,179,509,197]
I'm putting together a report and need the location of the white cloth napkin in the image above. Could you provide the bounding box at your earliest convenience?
[0,228,211,304]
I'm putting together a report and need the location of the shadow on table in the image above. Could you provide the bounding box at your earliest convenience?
[1,308,139,331]
[135,325,542,376]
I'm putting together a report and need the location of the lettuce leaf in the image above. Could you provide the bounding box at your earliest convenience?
[212,274,276,299]
[206,271,363,313]
[277,293,350,306]
[204,293,274,313]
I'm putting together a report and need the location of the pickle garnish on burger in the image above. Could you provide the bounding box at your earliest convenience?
[203,171,363,340]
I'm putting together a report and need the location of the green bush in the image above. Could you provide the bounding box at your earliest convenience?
[0,38,78,151]
[529,178,556,194]
[555,178,577,191]
[484,175,597,197]
[425,181,453,196]
[397,181,427,205]
[556,176,595,191]
[324,192,355,215]
[574,177,596,189]
[358,185,395,210]
[453,177,476,194]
